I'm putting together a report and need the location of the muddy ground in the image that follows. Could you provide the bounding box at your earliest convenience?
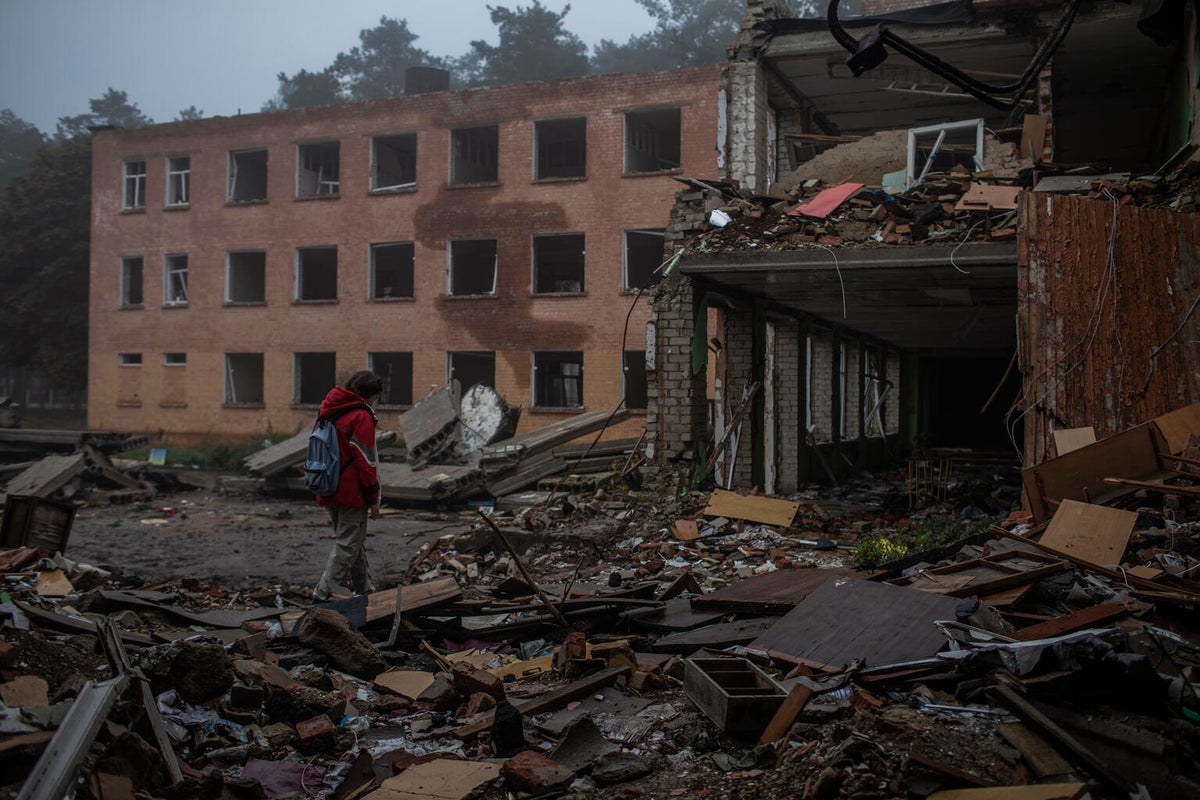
[65,470,463,589]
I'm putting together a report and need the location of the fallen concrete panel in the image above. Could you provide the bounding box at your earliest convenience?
[245,429,397,477]
[1,454,86,504]
[750,578,959,670]
[377,462,483,503]
[400,388,459,467]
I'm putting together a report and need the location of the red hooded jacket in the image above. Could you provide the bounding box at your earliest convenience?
[314,385,380,509]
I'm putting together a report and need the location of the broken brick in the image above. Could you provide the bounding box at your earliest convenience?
[502,750,575,794]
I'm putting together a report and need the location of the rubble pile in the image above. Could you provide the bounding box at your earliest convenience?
[4,408,1200,798]
[680,153,1200,256]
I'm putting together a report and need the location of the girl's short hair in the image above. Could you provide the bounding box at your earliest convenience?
[345,370,383,400]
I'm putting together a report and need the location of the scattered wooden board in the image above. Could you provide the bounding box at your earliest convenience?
[1011,602,1128,641]
[926,783,1085,800]
[996,722,1074,779]
[1153,401,1200,454]
[365,577,462,624]
[1053,427,1096,456]
[691,568,855,614]
[373,669,435,700]
[750,578,959,670]
[365,758,501,800]
[1,454,86,502]
[758,684,813,745]
[703,489,799,528]
[1038,500,1136,568]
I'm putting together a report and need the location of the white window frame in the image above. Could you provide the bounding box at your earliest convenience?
[122,160,146,209]
[906,118,984,188]
[227,148,268,203]
[225,250,267,304]
[163,352,187,367]
[447,239,498,297]
[163,254,189,306]
[166,155,190,206]
[295,246,338,302]
[531,351,584,410]
[296,141,340,198]
[370,133,417,192]
[622,229,666,291]
[531,232,586,295]
[118,353,142,367]
[369,241,415,300]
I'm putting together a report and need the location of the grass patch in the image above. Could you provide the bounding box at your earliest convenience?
[117,438,264,470]
[852,514,991,567]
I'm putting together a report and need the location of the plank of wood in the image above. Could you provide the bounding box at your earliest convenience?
[1102,476,1200,498]
[1126,565,1163,581]
[1053,427,1096,456]
[1011,602,1128,641]
[926,784,1085,800]
[703,489,799,528]
[1153,401,1200,454]
[366,758,501,800]
[996,722,1074,779]
[909,750,996,787]
[750,578,959,670]
[1038,500,1136,568]
[652,618,779,653]
[453,666,629,739]
[365,577,462,624]
[758,684,812,744]
[692,568,856,614]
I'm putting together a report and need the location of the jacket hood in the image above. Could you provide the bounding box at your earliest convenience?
[320,385,376,420]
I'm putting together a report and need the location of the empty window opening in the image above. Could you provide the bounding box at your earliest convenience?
[863,348,886,439]
[294,352,336,405]
[164,254,188,305]
[123,160,146,209]
[297,141,340,197]
[533,234,585,294]
[227,251,266,304]
[448,351,495,394]
[227,148,268,202]
[535,117,586,179]
[449,239,497,296]
[624,229,665,290]
[166,156,189,206]
[906,118,984,187]
[371,134,417,191]
[623,350,647,410]
[370,242,415,299]
[120,256,143,306]
[450,125,499,185]
[838,342,848,439]
[370,352,414,406]
[163,352,187,367]
[296,247,338,301]
[224,353,264,405]
[534,351,583,409]
[624,108,681,173]
[118,353,142,367]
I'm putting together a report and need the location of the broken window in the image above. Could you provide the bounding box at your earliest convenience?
[123,160,146,209]
[294,352,336,405]
[166,156,189,206]
[623,229,665,290]
[369,352,413,406]
[450,125,499,185]
[448,351,495,394]
[371,134,417,191]
[533,234,585,294]
[533,351,583,409]
[227,148,268,203]
[118,353,142,367]
[163,254,188,306]
[448,239,497,296]
[296,247,338,301]
[623,350,647,410]
[838,342,848,439]
[906,118,984,187]
[862,347,886,439]
[535,117,586,180]
[120,256,143,307]
[370,242,415,299]
[297,141,340,197]
[624,108,681,173]
[224,353,264,405]
[163,352,187,367]
[226,251,266,304]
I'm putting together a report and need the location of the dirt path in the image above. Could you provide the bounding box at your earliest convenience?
[64,476,466,589]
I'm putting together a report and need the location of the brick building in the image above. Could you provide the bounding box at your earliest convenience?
[649,0,1197,491]
[88,67,720,441]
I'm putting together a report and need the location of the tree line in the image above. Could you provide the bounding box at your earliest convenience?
[0,0,766,394]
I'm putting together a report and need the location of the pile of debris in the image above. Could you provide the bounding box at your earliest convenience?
[681,149,1200,256]
[5,402,1200,798]
[243,382,641,505]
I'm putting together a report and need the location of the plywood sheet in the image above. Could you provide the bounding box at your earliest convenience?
[1019,113,1051,160]
[1053,427,1096,456]
[1038,500,1135,568]
[703,489,799,528]
[367,758,501,800]
[691,567,856,613]
[1153,401,1200,454]
[373,669,435,700]
[955,183,1021,211]
[750,577,959,670]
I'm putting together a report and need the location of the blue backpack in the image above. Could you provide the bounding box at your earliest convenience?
[303,406,367,496]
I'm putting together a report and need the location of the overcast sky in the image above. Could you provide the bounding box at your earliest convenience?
[0,0,660,133]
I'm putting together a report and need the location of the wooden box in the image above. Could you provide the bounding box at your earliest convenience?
[684,657,785,736]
